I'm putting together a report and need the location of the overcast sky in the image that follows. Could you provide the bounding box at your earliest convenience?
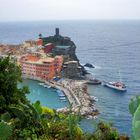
[0,0,140,21]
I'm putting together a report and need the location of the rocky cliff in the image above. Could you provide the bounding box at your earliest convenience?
[41,28,78,61]
[40,28,88,76]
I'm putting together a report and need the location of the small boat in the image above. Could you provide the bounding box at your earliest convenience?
[38,83,45,86]
[103,81,127,91]
[58,94,65,97]
[87,79,102,85]
[56,89,64,94]
[60,97,66,100]
[56,89,62,93]
[58,90,65,97]
[43,84,48,88]
[60,99,67,102]
[91,96,98,102]
[48,85,51,88]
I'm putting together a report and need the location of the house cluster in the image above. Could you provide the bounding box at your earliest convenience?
[20,54,63,80]
[0,28,82,80]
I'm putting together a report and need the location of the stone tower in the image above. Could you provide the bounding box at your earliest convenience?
[55,28,59,36]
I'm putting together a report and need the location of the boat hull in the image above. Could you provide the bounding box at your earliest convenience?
[104,83,127,91]
[86,79,102,85]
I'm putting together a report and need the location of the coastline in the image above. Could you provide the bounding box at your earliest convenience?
[22,75,99,118]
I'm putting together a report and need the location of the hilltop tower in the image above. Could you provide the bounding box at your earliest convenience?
[55,28,59,36]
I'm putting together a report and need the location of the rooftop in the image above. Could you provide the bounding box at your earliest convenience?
[26,54,40,62]
[56,45,71,49]
[64,61,78,65]
[22,54,63,65]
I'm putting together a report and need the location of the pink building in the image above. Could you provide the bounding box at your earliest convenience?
[20,54,63,80]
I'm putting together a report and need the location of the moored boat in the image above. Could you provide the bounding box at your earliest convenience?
[39,83,52,88]
[103,81,127,91]
[48,85,51,88]
[91,96,98,102]
[58,94,65,97]
[38,83,45,86]
[43,84,48,88]
[59,97,66,100]
[60,99,67,102]
[57,89,66,97]
[87,79,102,85]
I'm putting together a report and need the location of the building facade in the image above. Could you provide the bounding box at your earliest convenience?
[19,54,63,80]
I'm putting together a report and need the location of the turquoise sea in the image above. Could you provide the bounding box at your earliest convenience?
[20,79,69,109]
[1,20,140,135]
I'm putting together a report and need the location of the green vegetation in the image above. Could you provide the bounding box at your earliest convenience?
[129,96,140,140]
[0,57,130,140]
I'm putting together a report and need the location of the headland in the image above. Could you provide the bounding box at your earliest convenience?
[0,28,99,118]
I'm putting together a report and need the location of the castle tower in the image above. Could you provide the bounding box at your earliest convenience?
[55,28,59,36]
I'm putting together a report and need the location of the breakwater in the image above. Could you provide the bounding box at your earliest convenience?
[22,75,99,118]
[50,79,99,118]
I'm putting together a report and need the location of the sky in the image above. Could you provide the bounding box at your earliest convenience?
[0,0,140,21]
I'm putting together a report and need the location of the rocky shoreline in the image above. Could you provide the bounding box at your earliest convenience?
[22,75,99,118]
[55,79,99,118]
[1,28,99,119]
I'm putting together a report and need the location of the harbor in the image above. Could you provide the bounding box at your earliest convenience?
[23,76,99,118]
[1,24,139,135]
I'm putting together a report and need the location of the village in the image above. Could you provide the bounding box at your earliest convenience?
[0,28,99,118]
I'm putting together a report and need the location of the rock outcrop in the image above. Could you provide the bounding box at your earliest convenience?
[84,63,95,68]
[40,28,88,77]
[40,28,78,61]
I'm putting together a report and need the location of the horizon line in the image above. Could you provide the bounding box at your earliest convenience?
[0,19,140,23]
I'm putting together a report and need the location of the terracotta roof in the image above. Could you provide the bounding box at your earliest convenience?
[26,54,40,61]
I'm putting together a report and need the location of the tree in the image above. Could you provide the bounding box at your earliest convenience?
[0,56,29,114]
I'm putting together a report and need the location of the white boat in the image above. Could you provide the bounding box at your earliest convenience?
[59,94,65,97]
[43,84,48,88]
[48,85,51,88]
[60,97,66,100]
[39,83,52,88]
[60,99,67,102]
[103,81,127,91]
[56,89,62,93]
[103,70,127,92]
[91,96,98,102]
[38,83,44,86]
[57,90,65,96]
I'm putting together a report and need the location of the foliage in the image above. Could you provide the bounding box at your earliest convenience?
[0,121,13,140]
[129,96,140,116]
[87,121,120,140]
[33,100,42,115]
[129,96,140,140]
[0,56,29,114]
[0,57,129,140]
[1,112,11,122]
[42,106,55,115]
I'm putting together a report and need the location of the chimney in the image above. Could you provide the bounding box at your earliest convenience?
[55,28,59,36]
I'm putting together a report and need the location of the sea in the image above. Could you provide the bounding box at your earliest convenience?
[0,20,140,135]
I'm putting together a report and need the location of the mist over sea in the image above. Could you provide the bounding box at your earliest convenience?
[0,20,140,134]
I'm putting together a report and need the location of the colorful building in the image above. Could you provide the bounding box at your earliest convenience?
[36,39,43,46]
[19,54,63,80]
[44,43,54,53]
